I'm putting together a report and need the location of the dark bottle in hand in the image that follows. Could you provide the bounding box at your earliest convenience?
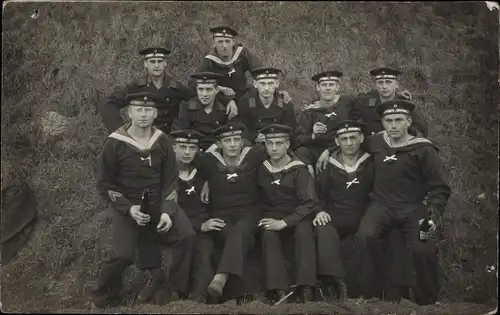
[140,189,151,221]
[419,208,434,242]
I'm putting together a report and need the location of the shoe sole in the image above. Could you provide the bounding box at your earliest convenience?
[207,284,223,297]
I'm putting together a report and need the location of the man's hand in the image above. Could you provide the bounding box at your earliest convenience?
[313,122,327,135]
[397,89,412,100]
[255,133,266,143]
[301,100,321,112]
[313,211,331,227]
[226,100,238,119]
[279,90,292,104]
[316,149,330,174]
[201,181,210,204]
[130,205,150,226]
[157,213,173,233]
[201,218,225,232]
[219,86,236,97]
[258,218,287,231]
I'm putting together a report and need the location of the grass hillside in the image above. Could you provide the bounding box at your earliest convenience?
[1,2,498,313]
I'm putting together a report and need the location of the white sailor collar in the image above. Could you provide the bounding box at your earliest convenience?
[108,124,164,152]
[179,168,198,183]
[209,146,252,167]
[204,44,244,66]
[382,131,432,148]
[328,149,371,174]
[262,157,305,174]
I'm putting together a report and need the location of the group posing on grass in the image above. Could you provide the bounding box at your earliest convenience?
[92,25,450,308]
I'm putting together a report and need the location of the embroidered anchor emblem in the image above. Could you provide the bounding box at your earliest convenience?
[185,186,196,195]
[346,178,360,189]
[271,179,281,186]
[226,173,238,181]
[383,155,397,163]
[140,155,152,167]
[228,68,236,77]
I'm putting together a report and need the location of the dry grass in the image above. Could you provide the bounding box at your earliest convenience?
[1,1,498,313]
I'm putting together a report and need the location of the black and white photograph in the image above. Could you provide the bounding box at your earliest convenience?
[1,1,498,314]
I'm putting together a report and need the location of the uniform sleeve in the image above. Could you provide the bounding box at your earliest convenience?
[283,167,319,226]
[237,97,254,142]
[96,140,133,215]
[293,111,315,149]
[251,143,268,165]
[160,136,180,215]
[282,102,297,130]
[421,146,451,215]
[189,208,210,233]
[317,164,331,209]
[98,84,134,133]
[349,92,365,122]
[192,152,211,180]
[171,100,190,131]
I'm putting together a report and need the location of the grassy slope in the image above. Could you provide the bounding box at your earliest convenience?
[1,1,498,313]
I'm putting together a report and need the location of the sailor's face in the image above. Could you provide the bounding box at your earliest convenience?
[218,135,243,157]
[375,79,399,98]
[254,78,279,98]
[144,58,166,77]
[317,80,340,101]
[335,131,363,156]
[213,37,234,59]
[128,106,157,128]
[197,83,219,105]
[265,137,289,161]
[382,113,412,140]
[174,143,199,164]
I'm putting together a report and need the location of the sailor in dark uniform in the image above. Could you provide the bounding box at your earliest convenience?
[98,46,238,134]
[238,68,296,144]
[256,124,318,304]
[91,92,196,308]
[189,26,292,104]
[314,120,374,302]
[357,100,450,304]
[171,72,239,151]
[192,121,267,304]
[169,129,214,302]
[351,67,428,137]
[294,70,357,174]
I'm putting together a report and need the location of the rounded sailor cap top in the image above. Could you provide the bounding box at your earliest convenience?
[333,120,365,136]
[312,70,344,83]
[370,67,401,80]
[376,100,415,116]
[126,92,160,107]
[139,47,171,60]
[190,72,225,85]
[213,121,247,139]
[259,124,293,139]
[170,129,205,144]
[250,67,283,80]
[209,26,239,38]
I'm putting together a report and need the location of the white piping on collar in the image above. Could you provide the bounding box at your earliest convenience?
[204,46,244,66]
[179,168,198,182]
[262,159,305,174]
[382,131,431,148]
[108,128,163,151]
[209,146,252,167]
[328,152,371,173]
